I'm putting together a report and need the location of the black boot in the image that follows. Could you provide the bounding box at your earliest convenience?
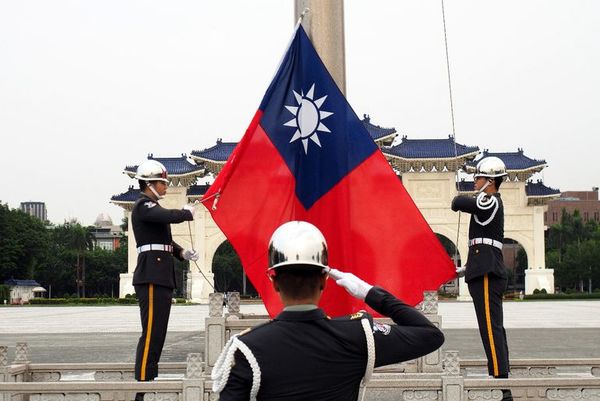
[134,393,145,401]
[502,389,513,401]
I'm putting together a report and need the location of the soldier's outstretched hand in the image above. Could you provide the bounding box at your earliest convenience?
[181,249,199,262]
[327,268,373,300]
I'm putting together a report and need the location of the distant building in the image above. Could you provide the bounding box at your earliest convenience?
[545,188,600,226]
[90,213,123,251]
[4,279,46,304]
[20,201,47,222]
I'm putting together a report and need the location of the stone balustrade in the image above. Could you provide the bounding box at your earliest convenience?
[3,292,600,401]
[460,358,600,378]
[2,372,600,401]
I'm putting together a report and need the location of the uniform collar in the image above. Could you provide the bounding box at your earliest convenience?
[283,304,318,312]
[275,308,327,321]
[139,193,155,201]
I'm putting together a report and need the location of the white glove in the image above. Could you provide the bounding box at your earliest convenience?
[456,266,466,278]
[181,249,199,262]
[327,268,373,300]
[182,204,196,215]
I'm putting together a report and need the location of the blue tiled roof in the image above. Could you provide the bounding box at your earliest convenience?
[111,186,140,202]
[361,114,397,141]
[191,140,237,162]
[384,135,479,158]
[4,279,40,287]
[467,149,546,170]
[187,184,211,196]
[526,180,560,197]
[457,180,475,192]
[457,179,560,197]
[125,154,203,176]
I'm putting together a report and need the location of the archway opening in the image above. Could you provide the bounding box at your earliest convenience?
[436,234,461,266]
[212,240,257,297]
[503,238,527,293]
[436,233,461,295]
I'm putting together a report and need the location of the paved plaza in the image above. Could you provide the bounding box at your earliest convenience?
[0,300,599,363]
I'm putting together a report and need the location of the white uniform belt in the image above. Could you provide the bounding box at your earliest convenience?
[468,238,503,250]
[137,244,173,253]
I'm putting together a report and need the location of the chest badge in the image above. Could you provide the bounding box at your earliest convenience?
[372,322,391,335]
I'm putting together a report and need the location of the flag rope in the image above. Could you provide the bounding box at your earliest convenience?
[186,209,216,292]
[440,0,462,268]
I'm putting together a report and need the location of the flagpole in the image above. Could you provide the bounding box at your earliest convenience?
[294,0,346,95]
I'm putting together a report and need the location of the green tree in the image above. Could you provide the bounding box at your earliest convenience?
[547,208,600,292]
[85,245,127,297]
[212,241,257,296]
[0,204,49,282]
[50,221,94,297]
[436,234,460,265]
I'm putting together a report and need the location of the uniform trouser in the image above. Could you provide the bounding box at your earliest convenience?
[134,283,173,382]
[468,273,510,378]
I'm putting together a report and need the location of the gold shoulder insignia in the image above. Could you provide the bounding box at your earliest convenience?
[349,312,364,320]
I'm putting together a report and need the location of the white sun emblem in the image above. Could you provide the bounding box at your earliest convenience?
[283,83,334,154]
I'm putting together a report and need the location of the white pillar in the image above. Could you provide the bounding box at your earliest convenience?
[525,268,555,294]
[524,205,554,294]
[188,207,214,303]
[531,205,547,270]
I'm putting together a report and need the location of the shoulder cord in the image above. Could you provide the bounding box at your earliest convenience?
[359,317,376,401]
[212,320,374,401]
[474,192,499,226]
[212,334,262,400]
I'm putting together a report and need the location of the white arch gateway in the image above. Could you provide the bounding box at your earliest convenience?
[111,118,559,302]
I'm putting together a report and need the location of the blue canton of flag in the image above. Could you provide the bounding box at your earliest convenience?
[259,26,378,210]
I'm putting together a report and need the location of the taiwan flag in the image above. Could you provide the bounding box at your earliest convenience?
[204,25,455,317]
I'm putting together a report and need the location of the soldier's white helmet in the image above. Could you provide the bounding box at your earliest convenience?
[268,221,328,272]
[474,156,508,179]
[134,160,169,183]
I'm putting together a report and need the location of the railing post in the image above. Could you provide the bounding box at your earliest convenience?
[14,342,29,364]
[443,351,460,376]
[0,346,7,401]
[182,353,204,401]
[420,291,439,315]
[226,292,241,317]
[419,291,442,373]
[205,293,226,374]
[0,346,6,372]
[442,375,464,401]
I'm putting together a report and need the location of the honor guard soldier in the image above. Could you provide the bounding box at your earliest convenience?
[451,156,513,401]
[131,160,199,401]
[212,221,445,401]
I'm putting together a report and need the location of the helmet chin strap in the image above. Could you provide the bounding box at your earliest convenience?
[148,183,164,200]
[478,178,491,194]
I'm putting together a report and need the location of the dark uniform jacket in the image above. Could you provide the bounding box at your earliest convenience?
[219,286,444,401]
[131,193,193,289]
[451,192,507,283]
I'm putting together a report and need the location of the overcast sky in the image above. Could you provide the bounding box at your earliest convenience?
[1,1,598,225]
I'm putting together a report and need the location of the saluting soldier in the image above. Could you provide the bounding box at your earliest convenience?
[451,156,512,401]
[212,221,445,401]
[131,160,199,401]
